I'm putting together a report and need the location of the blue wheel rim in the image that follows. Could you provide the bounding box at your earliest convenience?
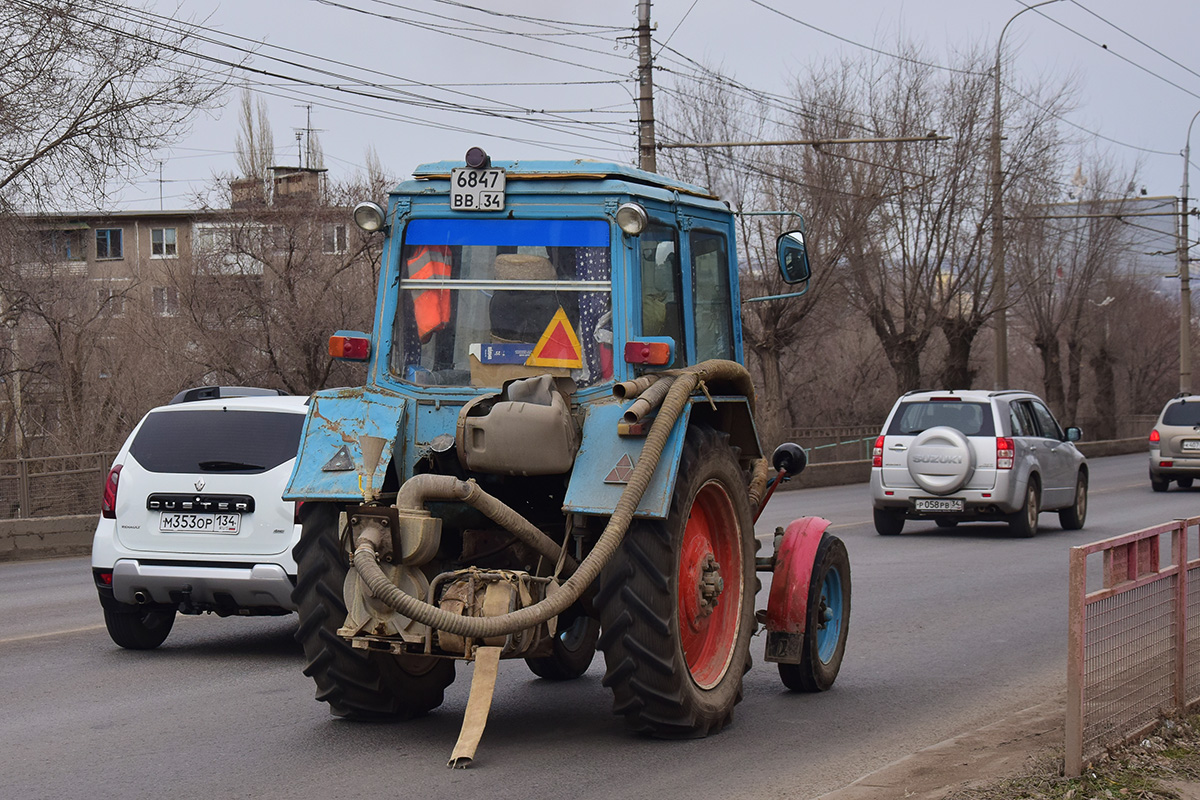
[815,567,844,664]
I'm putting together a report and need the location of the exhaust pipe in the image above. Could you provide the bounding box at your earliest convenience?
[133,591,151,605]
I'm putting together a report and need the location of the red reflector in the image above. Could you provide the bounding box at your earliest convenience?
[872,435,884,468]
[884,491,894,496]
[101,464,122,519]
[294,500,304,525]
[329,335,370,361]
[1162,461,1174,468]
[996,437,1014,470]
[982,493,992,498]
[1150,429,1161,443]
[624,341,671,365]
[98,571,113,586]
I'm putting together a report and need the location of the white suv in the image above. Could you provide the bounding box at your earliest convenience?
[91,389,309,649]
[869,390,1088,537]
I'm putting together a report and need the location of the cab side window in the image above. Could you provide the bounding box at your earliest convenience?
[639,225,685,354]
[1029,400,1065,441]
[690,229,734,361]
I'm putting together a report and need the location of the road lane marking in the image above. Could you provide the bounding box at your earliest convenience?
[0,623,106,644]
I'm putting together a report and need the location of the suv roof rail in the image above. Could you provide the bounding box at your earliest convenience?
[169,386,290,405]
[987,390,1028,397]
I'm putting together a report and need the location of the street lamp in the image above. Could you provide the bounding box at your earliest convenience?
[991,0,1062,389]
[1178,108,1200,395]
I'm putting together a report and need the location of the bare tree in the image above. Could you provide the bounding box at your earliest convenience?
[235,89,275,203]
[1008,159,1137,420]
[0,0,228,213]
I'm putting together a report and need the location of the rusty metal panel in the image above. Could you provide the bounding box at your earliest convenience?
[1066,518,1198,777]
[1080,574,1177,758]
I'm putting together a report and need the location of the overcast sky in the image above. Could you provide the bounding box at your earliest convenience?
[122,0,1200,213]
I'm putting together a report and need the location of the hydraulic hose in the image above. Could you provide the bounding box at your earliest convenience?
[622,376,675,423]
[393,473,577,573]
[353,359,755,639]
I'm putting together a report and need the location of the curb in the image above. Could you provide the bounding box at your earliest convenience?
[815,698,1065,800]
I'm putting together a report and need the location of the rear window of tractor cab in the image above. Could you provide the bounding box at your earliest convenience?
[1164,401,1200,426]
[886,401,996,437]
[391,218,612,389]
[130,410,305,474]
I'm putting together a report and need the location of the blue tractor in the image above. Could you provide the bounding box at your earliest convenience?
[284,148,850,766]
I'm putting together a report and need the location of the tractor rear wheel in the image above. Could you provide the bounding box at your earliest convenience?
[596,426,755,738]
[292,502,454,720]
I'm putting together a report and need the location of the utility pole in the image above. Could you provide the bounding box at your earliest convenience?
[990,0,1062,390]
[1179,109,1200,394]
[636,0,656,173]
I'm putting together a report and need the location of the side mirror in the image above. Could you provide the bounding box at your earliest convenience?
[1066,426,1082,442]
[776,230,811,285]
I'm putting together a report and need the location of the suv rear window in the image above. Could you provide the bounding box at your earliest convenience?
[1164,401,1200,426]
[130,410,304,474]
[886,401,996,437]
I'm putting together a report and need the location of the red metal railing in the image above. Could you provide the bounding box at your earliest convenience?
[1066,517,1200,776]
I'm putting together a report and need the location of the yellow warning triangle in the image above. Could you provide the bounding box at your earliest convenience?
[526,307,583,368]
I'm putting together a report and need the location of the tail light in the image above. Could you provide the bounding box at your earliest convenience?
[1150,429,1161,443]
[294,500,304,525]
[872,435,884,468]
[997,437,1014,470]
[101,464,122,519]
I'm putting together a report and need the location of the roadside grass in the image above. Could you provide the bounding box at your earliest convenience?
[946,715,1200,800]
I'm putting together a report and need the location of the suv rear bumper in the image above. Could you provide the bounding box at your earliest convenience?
[1148,452,1200,478]
[870,470,1024,516]
[108,559,297,612]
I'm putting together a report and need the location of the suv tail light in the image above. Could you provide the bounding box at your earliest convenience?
[997,437,1014,470]
[101,464,122,519]
[1150,429,1161,443]
[872,435,885,468]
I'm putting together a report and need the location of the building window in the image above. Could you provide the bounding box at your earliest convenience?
[97,288,125,316]
[153,286,179,316]
[151,228,177,258]
[323,223,347,254]
[95,229,123,260]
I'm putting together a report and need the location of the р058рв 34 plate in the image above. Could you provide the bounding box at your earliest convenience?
[914,498,964,512]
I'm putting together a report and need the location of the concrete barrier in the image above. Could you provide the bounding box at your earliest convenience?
[0,515,95,562]
[0,438,1151,562]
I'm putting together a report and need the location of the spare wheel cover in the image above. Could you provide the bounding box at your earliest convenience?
[907,426,975,495]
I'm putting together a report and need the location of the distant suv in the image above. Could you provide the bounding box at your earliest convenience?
[1148,394,1200,492]
[91,389,308,649]
[869,390,1087,537]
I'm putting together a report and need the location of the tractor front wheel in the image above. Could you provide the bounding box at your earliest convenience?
[596,426,755,738]
[292,502,454,720]
[779,532,851,692]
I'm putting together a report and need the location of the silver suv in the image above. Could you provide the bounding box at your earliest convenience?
[91,390,308,649]
[869,390,1087,537]
[1148,394,1200,491]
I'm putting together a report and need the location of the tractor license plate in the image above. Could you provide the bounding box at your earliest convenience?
[159,512,241,534]
[915,498,964,512]
[450,168,505,211]
[1183,440,1200,451]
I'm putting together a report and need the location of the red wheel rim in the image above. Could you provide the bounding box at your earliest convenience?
[677,480,743,689]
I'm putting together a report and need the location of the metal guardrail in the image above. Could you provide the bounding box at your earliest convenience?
[1066,517,1200,776]
[0,453,116,520]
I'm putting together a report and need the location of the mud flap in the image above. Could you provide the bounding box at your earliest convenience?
[763,516,830,664]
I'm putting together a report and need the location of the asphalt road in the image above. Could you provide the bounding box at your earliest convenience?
[1,452,1189,800]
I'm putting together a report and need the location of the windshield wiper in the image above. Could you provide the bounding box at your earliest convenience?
[198,460,264,471]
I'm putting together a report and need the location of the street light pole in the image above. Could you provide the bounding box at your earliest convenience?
[1179,109,1200,395]
[991,0,1061,389]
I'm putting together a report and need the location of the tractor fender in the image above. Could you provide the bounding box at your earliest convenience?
[283,387,407,502]
[765,516,832,635]
[562,395,761,520]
